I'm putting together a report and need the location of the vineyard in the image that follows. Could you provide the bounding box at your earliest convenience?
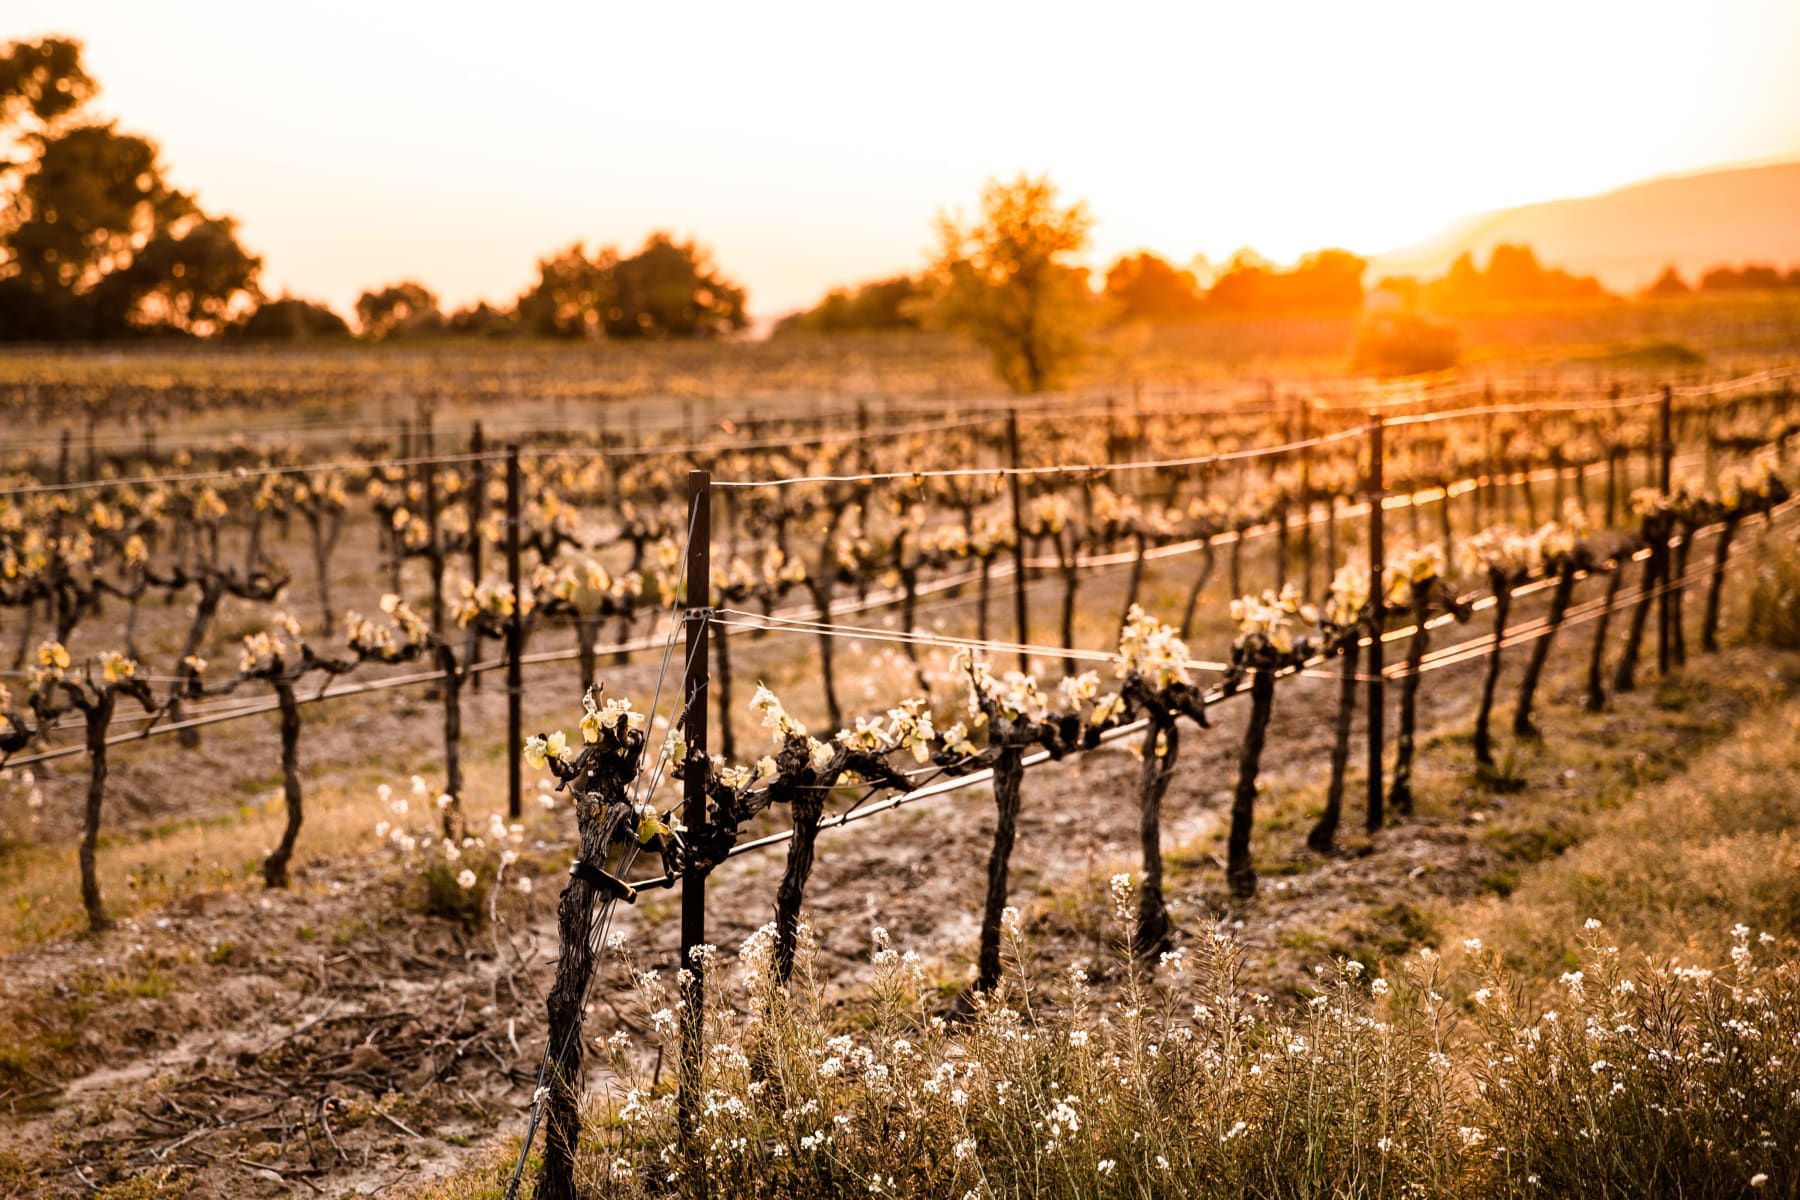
[3,355,1800,1198]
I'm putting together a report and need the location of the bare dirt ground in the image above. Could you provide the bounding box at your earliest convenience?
[1,499,1789,1197]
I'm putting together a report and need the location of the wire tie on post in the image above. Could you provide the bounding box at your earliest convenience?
[568,859,638,903]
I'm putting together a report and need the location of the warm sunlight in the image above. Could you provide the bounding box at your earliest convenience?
[8,0,1800,316]
[6,7,1800,1199]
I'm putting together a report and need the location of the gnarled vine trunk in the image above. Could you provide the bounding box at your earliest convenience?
[1472,583,1511,768]
[1585,561,1626,711]
[262,679,304,888]
[1701,519,1738,653]
[1309,635,1360,853]
[1612,545,1662,694]
[974,746,1026,992]
[1135,718,1178,958]
[1388,594,1431,816]
[539,783,630,1200]
[1228,668,1277,899]
[774,788,826,983]
[1178,543,1217,642]
[1516,567,1578,734]
[1668,529,1693,668]
[80,701,115,932]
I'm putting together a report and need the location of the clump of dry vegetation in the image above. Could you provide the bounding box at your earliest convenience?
[418,892,1799,1200]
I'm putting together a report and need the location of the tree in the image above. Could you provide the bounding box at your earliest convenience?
[514,234,746,340]
[516,243,615,339]
[775,274,923,335]
[1423,244,1608,312]
[355,279,445,339]
[1203,247,1366,316]
[0,36,95,155]
[230,295,352,340]
[927,174,1098,394]
[446,301,519,337]
[0,37,260,340]
[101,214,260,335]
[603,233,746,338]
[1645,266,1690,297]
[1104,252,1203,322]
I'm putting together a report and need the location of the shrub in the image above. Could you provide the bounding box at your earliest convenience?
[1352,313,1460,376]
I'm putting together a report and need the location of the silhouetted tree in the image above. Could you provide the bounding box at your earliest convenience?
[514,234,745,340]
[0,37,260,340]
[603,233,746,338]
[1423,244,1608,312]
[230,295,352,341]
[1645,266,1690,296]
[356,280,444,339]
[775,275,923,335]
[1701,263,1786,292]
[1205,248,1366,316]
[927,174,1098,394]
[0,37,95,139]
[516,243,614,338]
[1104,251,1204,321]
[446,301,519,337]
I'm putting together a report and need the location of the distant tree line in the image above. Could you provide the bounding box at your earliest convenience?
[1365,245,1610,315]
[1646,262,1800,296]
[0,37,748,344]
[775,245,1373,336]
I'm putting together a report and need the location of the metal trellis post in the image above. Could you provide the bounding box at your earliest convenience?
[1007,409,1029,672]
[679,468,712,1195]
[505,445,524,821]
[1366,416,1387,833]
[1657,385,1674,675]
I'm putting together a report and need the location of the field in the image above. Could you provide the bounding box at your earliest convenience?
[2,314,1800,1199]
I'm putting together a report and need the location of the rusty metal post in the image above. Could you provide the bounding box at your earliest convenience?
[1657,385,1674,675]
[1365,416,1387,833]
[468,422,487,693]
[678,469,712,1192]
[1007,409,1029,672]
[505,445,523,821]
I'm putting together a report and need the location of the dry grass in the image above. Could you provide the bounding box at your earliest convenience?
[408,893,1800,1200]
[1447,676,1800,982]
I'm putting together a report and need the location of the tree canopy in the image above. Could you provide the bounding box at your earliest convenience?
[1103,252,1204,322]
[229,295,352,341]
[774,275,924,336]
[516,234,746,340]
[356,280,445,340]
[927,174,1098,394]
[0,37,261,341]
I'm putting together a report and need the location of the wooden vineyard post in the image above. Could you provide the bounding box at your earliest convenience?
[1365,416,1387,833]
[505,445,523,821]
[679,469,712,1190]
[1657,385,1674,676]
[1007,408,1030,672]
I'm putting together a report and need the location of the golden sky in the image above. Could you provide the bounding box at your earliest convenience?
[10,0,1800,319]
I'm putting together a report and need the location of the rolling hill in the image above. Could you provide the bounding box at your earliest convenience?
[1372,159,1800,292]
